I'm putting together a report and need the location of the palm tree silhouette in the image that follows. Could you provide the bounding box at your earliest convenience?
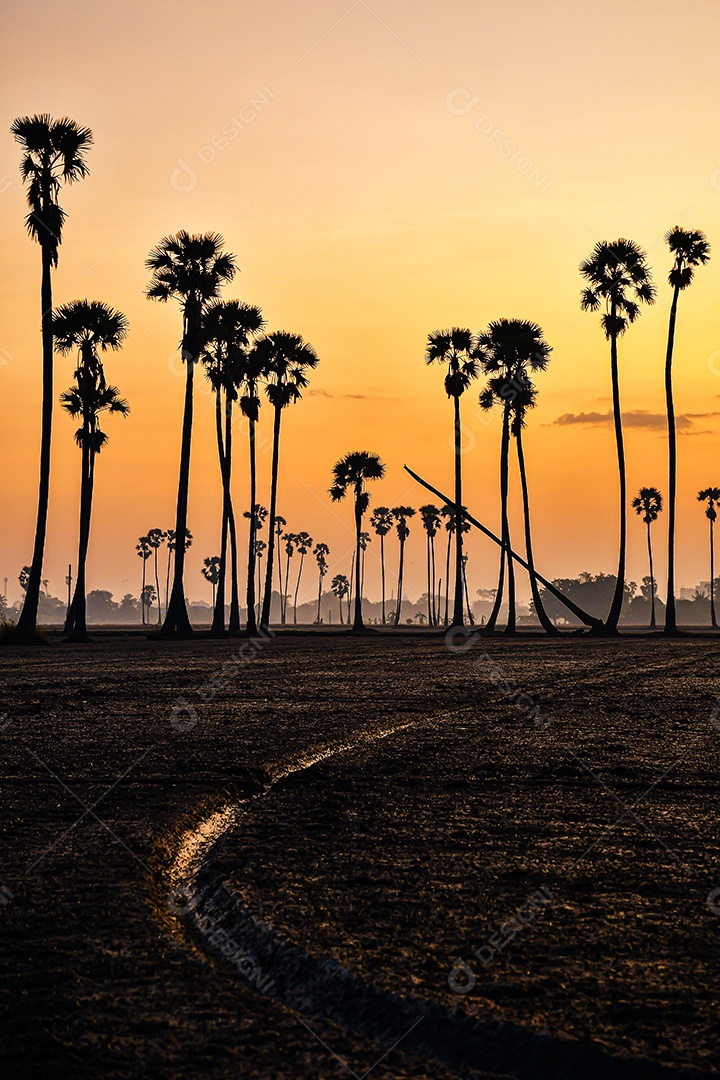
[359,531,371,603]
[329,452,386,632]
[477,319,551,634]
[281,532,298,625]
[391,506,415,627]
[698,487,720,628]
[242,503,268,632]
[201,299,265,635]
[580,239,655,633]
[136,536,151,625]
[165,529,193,617]
[251,333,319,630]
[273,516,287,621]
[331,574,349,625]
[632,487,663,629]
[54,300,129,640]
[146,529,167,624]
[11,115,92,638]
[237,340,270,634]
[292,531,313,624]
[201,555,221,608]
[146,231,236,636]
[439,504,455,626]
[313,542,330,623]
[419,504,441,627]
[370,506,393,625]
[425,328,478,628]
[663,228,710,634]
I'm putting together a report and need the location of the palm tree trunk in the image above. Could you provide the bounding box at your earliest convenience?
[141,557,147,626]
[17,243,54,637]
[65,430,93,639]
[425,533,432,626]
[452,394,465,627]
[516,425,558,634]
[487,405,512,632]
[165,549,172,619]
[353,485,364,631]
[444,531,452,626]
[245,406,258,634]
[293,554,305,624]
[282,550,291,625]
[395,540,405,626]
[260,405,282,630]
[163,351,195,637]
[348,551,355,623]
[276,529,284,623]
[711,517,717,628]
[462,556,474,625]
[647,520,656,629]
[211,389,228,635]
[430,534,437,626]
[225,398,241,636]
[380,534,386,624]
[154,548,162,625]
[607,319,627,633]
[664,284,680,633]
[317,571,323,623]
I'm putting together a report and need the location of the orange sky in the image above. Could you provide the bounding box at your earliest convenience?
[3,0,720,609]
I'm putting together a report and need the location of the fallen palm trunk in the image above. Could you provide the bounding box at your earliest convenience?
[404,465,604,631]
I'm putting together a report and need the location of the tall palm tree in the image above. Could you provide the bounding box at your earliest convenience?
[509,375,558,635]
[237,342,270,634]
[11,115,93,638]
[201,555,221,608]
[698,487,720,628]
[331,574,349,625]
[136,536,151,625]
[313,542,330,623]
[201,299,264,635]
[580,239,655,632]
[632,487,663,629]
[391,506,415,627]
[146,231,236,636]
[53,300,129,640]
[273,516,287,620]
[252,333,319,630]
[370,506,393,625]
[292,531,313,624]
[663,228,711,634]
[329,452,386,631]
[146,529,167,624]
[281,532,298,625]
[477,319,551,634]
[419,504,441,626]
[425,328,478,628]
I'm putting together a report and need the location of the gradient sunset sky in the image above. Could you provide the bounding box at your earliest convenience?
[3,0,720,609]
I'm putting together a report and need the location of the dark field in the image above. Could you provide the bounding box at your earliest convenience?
[1,632,719,1078]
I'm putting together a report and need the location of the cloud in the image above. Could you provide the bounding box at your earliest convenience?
[307,388,367,400]
[549,409,709,430]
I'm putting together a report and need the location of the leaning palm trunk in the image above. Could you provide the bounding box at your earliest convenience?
[607,313,626,632]
[646,521,657,629]
[18,244,54,636]
[245,406,258,634]
[260,405,282,630]
[163,349,195,637]
[664,284,680,633]
[211,388,229,634]
[516,426,558,635]
[451,394,465,627]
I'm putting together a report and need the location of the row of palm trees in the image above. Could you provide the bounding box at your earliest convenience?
[5,112,715,639]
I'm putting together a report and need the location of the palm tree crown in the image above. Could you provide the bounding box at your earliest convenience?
[580,238,656,337]
[329,452,386,508]
[632,487,663,525]
[666,227,710,290]
[425,327,477,396]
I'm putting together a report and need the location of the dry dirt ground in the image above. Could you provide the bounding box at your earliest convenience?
[0,630,718,1078]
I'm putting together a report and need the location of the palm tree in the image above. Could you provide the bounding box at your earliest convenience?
[391,506,415,627]
[202,299,265,635]
[359,531,371,603]
[250,333,319,630]
[313,542,330,623]
[136,536,151,625]
[509,376,558,634]
[237,332,270,635]
[242,503,268,632]
[281,532,298,625]
[425,328,478,628]
[580,239,655,632]
[146,231,236,636]
[291,531,313,624]
[11,115,93,639]
[53,301,129,639]
[439,504,455,626]
[201,555,221,608]
[663,228,711,634]
[146,529,167,624]
[698,488,720,628]
[419,504,441,626]
[370,507,393,625]
[329,452,386,631]
[166,528,193,616]
[273,516,287,621]
[632,487,663,629]
[331,574,349,625]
